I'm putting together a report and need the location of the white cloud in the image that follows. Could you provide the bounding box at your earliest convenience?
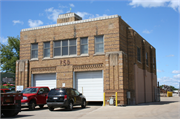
[45,7,63,22]
[129,0,180,13]
[158,76,179,88]
[58,4,68,8]
[168,0,180,12]
[76,12,108,19]
[172,70,180,74]
[12,20,24,25]
[143,29,152,34]
[157,69,164,73]
[0,37,8,44]
[28,19,43,28]
[70,4,75,7]
[76,12,90,19]
[173,74,180,78]
[166,54,174,57]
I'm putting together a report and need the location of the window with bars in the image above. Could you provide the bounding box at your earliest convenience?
[44,42,50,57]
[31,43,38,59]
[80,37,88,54]
[53,39,76,57]
[95,36,104,53]
[137,47,141,62]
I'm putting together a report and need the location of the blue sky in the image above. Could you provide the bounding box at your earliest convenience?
[0,0,180,88]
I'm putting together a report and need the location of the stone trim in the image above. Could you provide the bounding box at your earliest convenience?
[105,51,127,56]
[31,67,56,72]
[73,64,103,70]
[21,15,119,32]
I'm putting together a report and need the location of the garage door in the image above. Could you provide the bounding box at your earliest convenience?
[75,71,103,101]
[34,73,56,89]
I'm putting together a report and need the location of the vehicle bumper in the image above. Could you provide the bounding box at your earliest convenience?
[47,102,68,107]
[21,102,28,106]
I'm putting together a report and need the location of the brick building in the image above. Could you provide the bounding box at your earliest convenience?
[16,13,157,105]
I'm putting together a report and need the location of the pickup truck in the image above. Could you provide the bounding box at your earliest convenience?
[1,88,10,93]
[21,86,50,110]
[1,92,23,117]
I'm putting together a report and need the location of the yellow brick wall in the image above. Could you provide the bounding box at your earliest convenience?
[17,16,157,105]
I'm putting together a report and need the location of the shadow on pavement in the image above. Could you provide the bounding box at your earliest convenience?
[87,102,103,106]
[53,107,90,112]
[21,107,48,111]
[1,115,33,118]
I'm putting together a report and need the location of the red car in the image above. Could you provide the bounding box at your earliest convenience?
[21,86,50,110]
[1,88,10,93]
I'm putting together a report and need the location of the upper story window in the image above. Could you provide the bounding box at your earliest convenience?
[137,47,141,62]
[153,57,155,69]
[31,43,38,59]
[44,42,50,57]
[53,39,76,57]
[95,36,104,54]
[80,37,88,54]
[69,39,76,55]
[146,52,148,66]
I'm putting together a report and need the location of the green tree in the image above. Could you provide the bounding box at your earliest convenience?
[170,86,178,90]
[0,36,20,73]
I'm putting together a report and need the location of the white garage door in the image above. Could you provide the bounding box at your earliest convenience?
[75,71,103,101]
[34,73,56,90]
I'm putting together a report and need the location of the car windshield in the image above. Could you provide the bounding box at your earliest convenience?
[21,88,38,94]
[48,89,66,95]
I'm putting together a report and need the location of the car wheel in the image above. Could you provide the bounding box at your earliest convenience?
[39,105,44,109]
[48,107,54,111]
[67,101,73,111]
[81,100,86,108]
[29,101,36,110]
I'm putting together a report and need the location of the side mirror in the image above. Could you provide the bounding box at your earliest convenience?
[79,93,82,96]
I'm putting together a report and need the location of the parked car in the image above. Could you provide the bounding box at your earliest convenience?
[21,86,50,110]
[1,91,23,117]
[47,88,86,111]
[1,88,10,93]
[9,87,15,91]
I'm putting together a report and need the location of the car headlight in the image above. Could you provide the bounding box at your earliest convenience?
[23,96,28,100]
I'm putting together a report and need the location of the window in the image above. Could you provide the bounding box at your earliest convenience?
[74,89,80,96]
[44,42,50,57]
[54,41,61,56]
[53,39,76,57]
[71,89,75,95]
[137,47,141,62]
[69,39,76,55]
[95,36,104,53]
[81,37,88,54]
[153,57,155,69]
[146,52,148,66]
[31,43,38,59]
[62,40,68,55]
[43,88,50,93]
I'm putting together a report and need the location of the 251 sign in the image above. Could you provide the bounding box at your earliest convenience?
[60,60,70,66]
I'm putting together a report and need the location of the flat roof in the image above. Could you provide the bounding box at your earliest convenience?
[21,14,119,32]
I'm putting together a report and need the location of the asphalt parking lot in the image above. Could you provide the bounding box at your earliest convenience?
[1,97,180,119]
